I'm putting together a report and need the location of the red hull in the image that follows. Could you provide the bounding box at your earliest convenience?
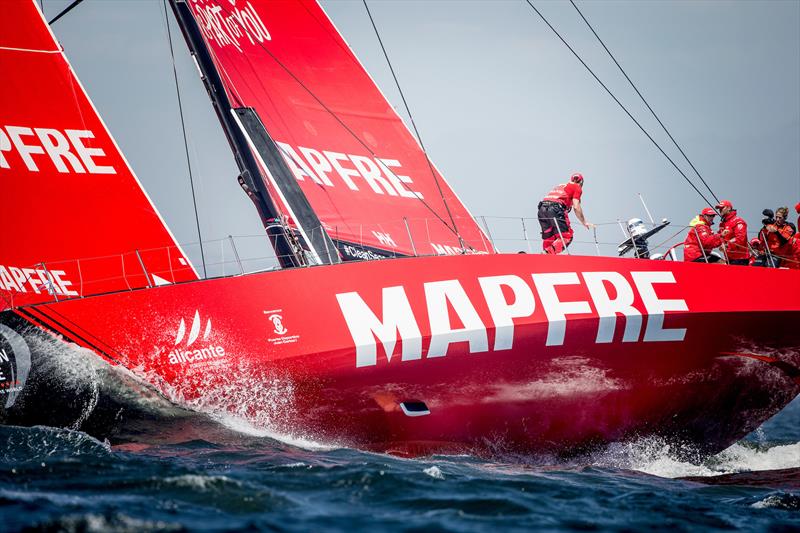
[9,253,800,455]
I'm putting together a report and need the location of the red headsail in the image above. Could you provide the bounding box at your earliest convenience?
[183,0,492,258]
[0,1,197,310]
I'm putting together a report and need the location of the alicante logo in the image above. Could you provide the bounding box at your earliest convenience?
[167,311,227,365]
[0,324,31,408]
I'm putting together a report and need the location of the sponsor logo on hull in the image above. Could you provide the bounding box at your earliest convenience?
[336,270,689,368]
[166,311,227,366]
[264,309,299,345]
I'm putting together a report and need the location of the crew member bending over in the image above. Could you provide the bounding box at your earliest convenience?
[683,208,723,262]
[537,173,595,254]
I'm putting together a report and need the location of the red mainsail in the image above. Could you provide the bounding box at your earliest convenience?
[183,0,492,258]
[0,0,197,310]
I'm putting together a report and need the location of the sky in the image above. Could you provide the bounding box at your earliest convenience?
[42,0,800,261]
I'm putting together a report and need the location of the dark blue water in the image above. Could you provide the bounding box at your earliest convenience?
[1,371,798,532]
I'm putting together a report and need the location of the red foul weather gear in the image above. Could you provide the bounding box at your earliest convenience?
[542,182,583,212]
[538,181,583,254]
[683,220,722,262]
[785,235,800,270]
[759,223,796,257]
[718,210,749,261]
[795,202,800,228]
[538,201,573,254]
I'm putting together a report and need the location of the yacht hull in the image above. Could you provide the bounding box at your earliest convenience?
[3,253,799,455]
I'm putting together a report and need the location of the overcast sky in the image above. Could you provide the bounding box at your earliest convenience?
[43,0,800,260]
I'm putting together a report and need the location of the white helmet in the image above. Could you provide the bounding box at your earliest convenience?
[627,218,647,238]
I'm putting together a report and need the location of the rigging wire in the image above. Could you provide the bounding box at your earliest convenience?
[210,2,466,244]
[162,0,207,277]
[523,0,718,209]
[48,0,84,25]
[569,0,719,204]
[362,0,463,246]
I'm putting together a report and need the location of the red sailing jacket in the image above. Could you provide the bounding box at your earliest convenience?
[683,221,722,262]
[542,183,583,211]
[718,211,749,260]
[759,223,796,259]
[786,234,800,270]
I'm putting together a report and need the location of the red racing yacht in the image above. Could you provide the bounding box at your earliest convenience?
[1,0,798,456]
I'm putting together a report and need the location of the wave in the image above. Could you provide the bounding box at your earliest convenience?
[4,326,799,480]
[589,437,800,479]
[0,425,110,463]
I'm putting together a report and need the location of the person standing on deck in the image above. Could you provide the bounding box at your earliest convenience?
[759,206,796,267]
[683,208,723,262]
[716,200,749,265]
[789,203,800,269]
[795,202,800,229]
[537,173,595,254]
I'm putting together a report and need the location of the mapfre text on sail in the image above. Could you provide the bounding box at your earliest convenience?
[0,125,423,199]
[277,141,424,199]
[0,125,116,174]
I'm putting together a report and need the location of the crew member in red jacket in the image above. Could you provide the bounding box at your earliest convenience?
[683,208,723,262]
[791,202,800,269]
[786,233,800,270]
[537,173,595,254]
[795,202,800,228]
[779,203,800,269]
[715,199,749,265]
[758,206,796,267]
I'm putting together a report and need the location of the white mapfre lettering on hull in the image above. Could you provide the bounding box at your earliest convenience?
[336,270,689,368]
[336,286,422,368]
[424,280,488,358]
[583,271,642,343]
[0,125,115,175]
[478,275,536,351]
[532,272,593,346]
[631,271,688,342]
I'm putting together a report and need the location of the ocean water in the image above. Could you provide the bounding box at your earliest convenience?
[1,347,798,532]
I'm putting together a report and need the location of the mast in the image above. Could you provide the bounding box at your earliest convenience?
[168,0,339,267]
